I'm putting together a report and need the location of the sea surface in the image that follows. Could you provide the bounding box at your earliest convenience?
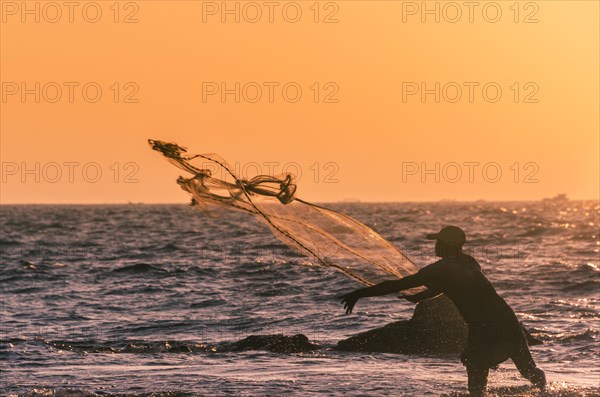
[1,201,599,396]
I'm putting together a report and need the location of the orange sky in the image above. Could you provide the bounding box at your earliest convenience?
[1,1,598,203]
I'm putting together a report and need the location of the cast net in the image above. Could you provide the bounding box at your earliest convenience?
[149,139,423,291]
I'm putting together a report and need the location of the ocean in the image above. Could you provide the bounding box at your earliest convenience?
[1,200,598,396]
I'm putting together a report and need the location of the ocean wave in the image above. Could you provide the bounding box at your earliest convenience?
[139,242,180,253]
[553,329,599,343]
[443,383,600,397]
[561,280,600,293]
[518,226,555,237]
[189,298,228,308]
[573,263,600,274]
[47,339,214,354]
[12,379,600,397]
[12,388,192,397]
[0,238,22,246]
[111,263,162,273]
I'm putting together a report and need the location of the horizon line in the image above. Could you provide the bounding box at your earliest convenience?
[1,198,599,206]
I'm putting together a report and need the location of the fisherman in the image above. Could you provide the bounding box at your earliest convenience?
[340,226,546,396]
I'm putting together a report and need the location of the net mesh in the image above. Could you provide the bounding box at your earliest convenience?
[149,139,423,290]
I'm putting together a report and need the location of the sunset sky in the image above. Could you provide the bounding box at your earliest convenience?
[1,1,598,203]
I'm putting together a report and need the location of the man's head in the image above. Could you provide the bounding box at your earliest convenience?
[426,226,466,258]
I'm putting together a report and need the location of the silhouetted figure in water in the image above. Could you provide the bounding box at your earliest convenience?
[340,226,546,396]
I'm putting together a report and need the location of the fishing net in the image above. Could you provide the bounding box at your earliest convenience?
[149,139,424,292]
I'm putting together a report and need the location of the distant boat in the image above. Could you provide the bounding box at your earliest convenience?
[542,194,569,202]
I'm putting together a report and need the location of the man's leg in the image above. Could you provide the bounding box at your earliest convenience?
[510,342,546,389]
[466,364,489,397]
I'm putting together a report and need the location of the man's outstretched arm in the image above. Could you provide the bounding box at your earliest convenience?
[400,288,441,303]
[340,273,426,314]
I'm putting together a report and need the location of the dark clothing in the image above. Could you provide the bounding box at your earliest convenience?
[415,253,524,368]
[417,254,514,325]
[412,253,545,395]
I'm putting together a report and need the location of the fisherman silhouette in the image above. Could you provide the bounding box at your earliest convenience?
[340,226,546,396]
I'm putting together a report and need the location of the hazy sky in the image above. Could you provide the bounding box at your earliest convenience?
[1,1,598,203]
